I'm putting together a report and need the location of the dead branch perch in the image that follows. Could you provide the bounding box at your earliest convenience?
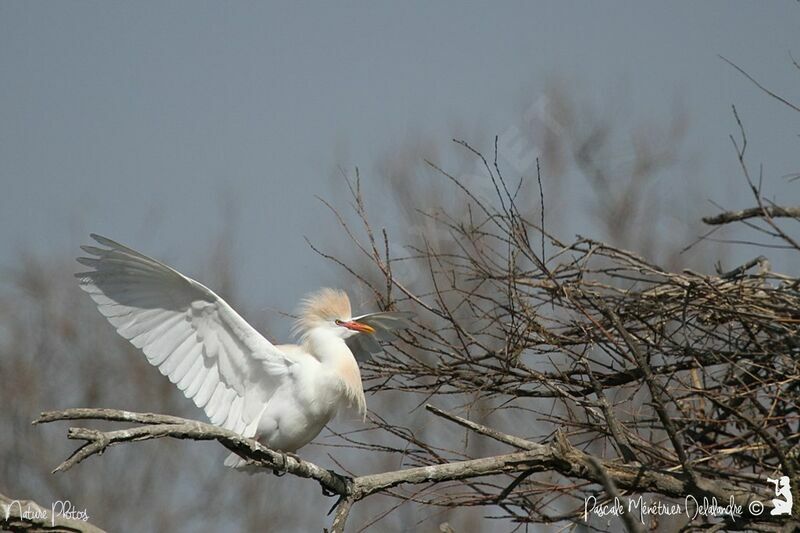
[33,409,351,497]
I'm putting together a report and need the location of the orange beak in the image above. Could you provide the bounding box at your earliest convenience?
[340,320,375,334]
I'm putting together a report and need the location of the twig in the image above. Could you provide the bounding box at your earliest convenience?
[702,206,800,225]
[720,55,800,114]
[425,404,538,451]
[586,457,646,533]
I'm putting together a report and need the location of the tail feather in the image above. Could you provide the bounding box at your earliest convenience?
[224,452,264,474]
[224,452,246,468]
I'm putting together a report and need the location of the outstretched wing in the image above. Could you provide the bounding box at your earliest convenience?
[346,311,413,362]
[76,234,290,438]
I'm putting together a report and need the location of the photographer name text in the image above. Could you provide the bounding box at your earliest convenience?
[585,495,742,525]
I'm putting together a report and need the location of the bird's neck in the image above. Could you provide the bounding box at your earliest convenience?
[303,328,366,417]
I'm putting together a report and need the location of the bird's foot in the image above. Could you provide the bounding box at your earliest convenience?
[272,450,301,476]
[284,451,301,462]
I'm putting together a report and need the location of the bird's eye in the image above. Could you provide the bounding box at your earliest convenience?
[334,319,343,325]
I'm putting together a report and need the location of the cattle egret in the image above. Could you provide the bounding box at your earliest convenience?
[75,234,411,467]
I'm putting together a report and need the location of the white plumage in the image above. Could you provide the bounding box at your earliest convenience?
[76,234,411,467]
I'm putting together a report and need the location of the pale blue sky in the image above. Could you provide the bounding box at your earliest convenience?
[1,2,798,331]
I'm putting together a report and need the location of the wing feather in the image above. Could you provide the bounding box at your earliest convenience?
[169,342,202,382]
[186,363,211,400]
[196,369,220,408]
[177,357,203,391]
[76,234,291,437]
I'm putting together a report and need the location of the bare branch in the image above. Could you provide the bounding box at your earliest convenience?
[720,55,800,114]
[425,404,538,451]
[586,457,646,533]
[702,206,800,226]
[34,409,352,497]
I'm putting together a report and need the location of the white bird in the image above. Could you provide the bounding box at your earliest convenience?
[75,234,411,467]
